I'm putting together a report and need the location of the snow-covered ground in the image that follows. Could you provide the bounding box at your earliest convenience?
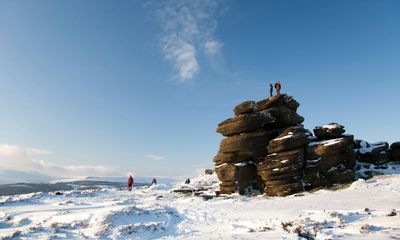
[1,166,400,239]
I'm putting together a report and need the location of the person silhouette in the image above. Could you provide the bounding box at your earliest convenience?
[269,83,273,97]
[274,81,281,95]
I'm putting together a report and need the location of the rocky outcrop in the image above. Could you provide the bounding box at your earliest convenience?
[214,94,307,196]
[258,125,309,196]
[303,127,356,190]
[313,123,345,140]
[355,141,390,165]
[213,93,397,197]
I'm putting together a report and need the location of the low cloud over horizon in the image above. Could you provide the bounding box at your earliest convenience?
[0,144,127,181]
[145,154,165,161]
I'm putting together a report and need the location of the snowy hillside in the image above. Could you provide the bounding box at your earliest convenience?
[1,167,400,239]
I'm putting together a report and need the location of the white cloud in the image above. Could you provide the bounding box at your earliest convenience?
[0,144,126,180]
[204,40,223,55]
[154,0,224,82]
[145,154,165,161]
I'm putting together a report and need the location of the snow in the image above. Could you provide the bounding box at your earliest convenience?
[1,169,400,239]
[272,132,294,141]
[309,138,342,147]
[359,141,388,154]
[320,123,342,130]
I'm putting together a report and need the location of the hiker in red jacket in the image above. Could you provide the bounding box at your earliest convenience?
[274,81,281,95]
[128,175,134,191]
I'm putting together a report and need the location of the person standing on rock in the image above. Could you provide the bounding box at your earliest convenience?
[269,83,273,97]
[127,175,134,191]
[274,81,281,95]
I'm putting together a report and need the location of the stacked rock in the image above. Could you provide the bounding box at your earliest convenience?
[214,101,276,194]
[355,141,390,165]
[257,125,309,196]
[389,142,400,162]
[303,123,356,190]
[255,95,309,196]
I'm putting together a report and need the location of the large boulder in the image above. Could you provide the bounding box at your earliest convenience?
[215,163,237,183]
[358,141,389,155]
[256,94,300,112]
[307,137,353,157]
[390,142,400,150]
[304,164,355,189]
[263,182,303,197]
[233,101,256,116]
[389,149,400,162]
[257,148,305,196]
[215,163,259,194]
[357,141,390,165]
[216,112,275,136]
[313,123,345,140]
[262,106,304,128]
[213,152,248,165]
[219,130,278,160]
[267,126,309,153]
[305,150,355,172]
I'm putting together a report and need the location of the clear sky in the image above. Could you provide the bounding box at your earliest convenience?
[0,0,399,180]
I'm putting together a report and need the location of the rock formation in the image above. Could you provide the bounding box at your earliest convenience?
[215,94,309,196]
[215,95,355,196]
[355,141,390,166]
[303,124,356,190]
[214,93,398,196]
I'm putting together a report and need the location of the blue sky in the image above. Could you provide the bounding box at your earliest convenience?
[0,0,399,180]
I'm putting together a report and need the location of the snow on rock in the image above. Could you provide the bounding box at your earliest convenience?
[359,141,389,155]
[172,173,220,192]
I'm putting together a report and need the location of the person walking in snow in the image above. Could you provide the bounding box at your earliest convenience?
[127,175,134,191]
[269,83,273,97]
[274,81,281,95]
[185,178,190,184]
[151,178,157,185]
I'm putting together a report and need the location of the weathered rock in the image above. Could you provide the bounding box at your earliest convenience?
[216,163,259,194]
[219,130,276,160]
[304,165,355,189]
[307,137,353,156]
[219,185,235,194]
[358,151,390,165]
[256,94,300,112]
[358,141,389,155]
[313,123,345,140]
[233,101,256,116]
[257,148,305,196]
[215,164,236,182]
[217,112,275,136]
[263,182,304,197]
[204,169,214,175]
[267,126,309,153]
[389,149,400,162]
[213,152,248,165]
[390,142,400,150]
[324,166,355,184]
[262,106,304,128]
[306,150,355,172]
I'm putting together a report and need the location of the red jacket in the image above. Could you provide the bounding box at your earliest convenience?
[128,176,134,185]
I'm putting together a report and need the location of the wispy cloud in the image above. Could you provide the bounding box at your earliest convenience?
[154,0,224,82]
[0,144,126,178]
[204,40,223,56]
[145,154,165,161]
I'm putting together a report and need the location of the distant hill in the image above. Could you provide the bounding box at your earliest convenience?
[0,170,177,185]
